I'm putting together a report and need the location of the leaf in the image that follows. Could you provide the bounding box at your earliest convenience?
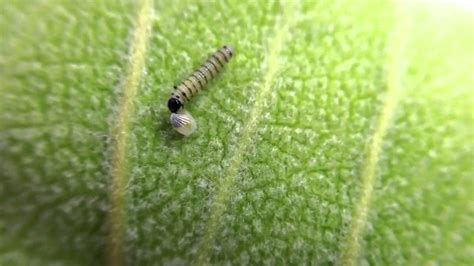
[0,0,472,265]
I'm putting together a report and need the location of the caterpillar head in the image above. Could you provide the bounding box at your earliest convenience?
[170,111,197,136]
[168,97,183,113]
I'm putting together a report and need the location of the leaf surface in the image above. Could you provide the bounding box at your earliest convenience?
[0,0,472,265]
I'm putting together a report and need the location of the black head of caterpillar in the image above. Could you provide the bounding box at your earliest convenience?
[167,45,235,113]
[168,88,183,113]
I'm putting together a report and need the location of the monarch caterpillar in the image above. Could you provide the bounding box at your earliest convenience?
[168,45,235,136]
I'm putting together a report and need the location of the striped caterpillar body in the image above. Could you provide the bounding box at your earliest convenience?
[167,45,235,113]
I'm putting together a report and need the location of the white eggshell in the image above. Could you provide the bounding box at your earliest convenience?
[170,111,197,136]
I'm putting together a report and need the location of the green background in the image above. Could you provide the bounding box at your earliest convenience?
[1,0,473,265]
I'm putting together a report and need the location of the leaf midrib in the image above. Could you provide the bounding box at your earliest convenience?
[194,2,300,265]
[107,1,153,265]
[340,1,409,264]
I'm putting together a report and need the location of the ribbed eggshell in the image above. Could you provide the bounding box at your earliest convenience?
[170,111,197,136]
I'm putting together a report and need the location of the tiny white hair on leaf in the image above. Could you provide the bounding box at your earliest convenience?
[170,111,197,136]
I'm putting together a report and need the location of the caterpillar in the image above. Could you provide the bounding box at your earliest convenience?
[167,45,235,113]
[168,45,235,136]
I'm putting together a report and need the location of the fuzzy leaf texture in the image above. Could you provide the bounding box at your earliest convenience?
[0,0,473,265]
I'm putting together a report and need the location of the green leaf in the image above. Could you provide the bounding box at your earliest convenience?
[0,0,472,265]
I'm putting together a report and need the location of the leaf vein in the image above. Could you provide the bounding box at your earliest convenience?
[107,1,153,265]
[340,2,410,264]
[194,3,299,265]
